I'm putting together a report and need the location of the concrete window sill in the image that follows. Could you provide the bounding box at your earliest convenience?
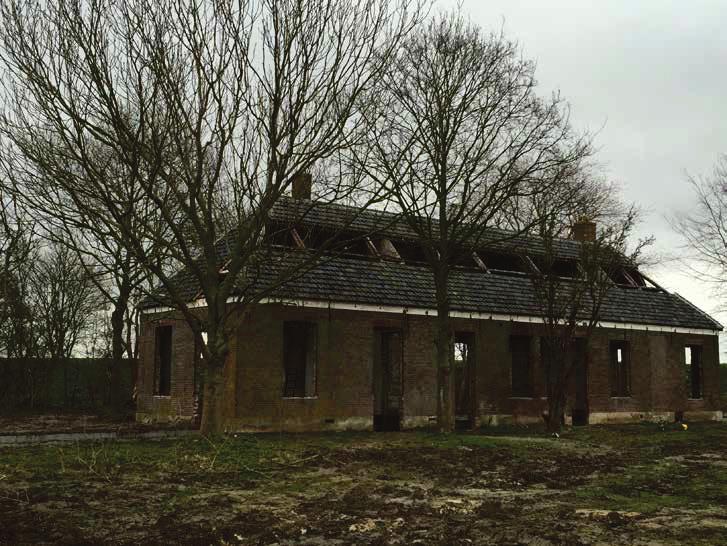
[153,395,171,399]
[281,396,319,400]
[610,396,632,400]
[508,396,535,400]
[687,398,704,401]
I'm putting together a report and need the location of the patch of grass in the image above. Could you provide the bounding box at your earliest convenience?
[3,424,727,544]
[562,422,727,455]
[574,487,685,513]
[573,456,727,514]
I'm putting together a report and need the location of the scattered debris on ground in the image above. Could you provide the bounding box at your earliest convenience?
[1,422,726,545]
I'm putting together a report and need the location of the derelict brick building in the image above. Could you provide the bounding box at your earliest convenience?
[136,184,723,430]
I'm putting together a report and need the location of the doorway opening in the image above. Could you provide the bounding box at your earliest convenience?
[373,329,402,431]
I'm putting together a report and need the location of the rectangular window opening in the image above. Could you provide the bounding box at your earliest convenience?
[609,340,630,397]
[283,321,317,398]
[510,335,533,397]
[454,340,470,369]
[481,251,526,274]
[374,329,403,431]
[155,326,172,396]
[199,331,208,360]
[685,345,703,399]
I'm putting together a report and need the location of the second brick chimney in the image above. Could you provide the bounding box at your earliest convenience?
[291,172,312,200]
[572,217,597,242]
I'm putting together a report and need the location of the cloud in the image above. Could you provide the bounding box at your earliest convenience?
[455,0,727,353]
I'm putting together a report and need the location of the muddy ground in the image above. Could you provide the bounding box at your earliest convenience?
[1,422,726,545]
[0,412,191,435]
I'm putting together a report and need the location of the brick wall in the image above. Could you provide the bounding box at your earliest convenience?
[587,330,652,414]
[136,314,196,421]
[587,331,720,414]
[401,316,437,423]
[136,304,722,429]
[231,306,376,430]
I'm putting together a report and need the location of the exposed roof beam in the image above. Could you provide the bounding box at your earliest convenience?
[522,255,540,274]
[639,272,666,292]
[365,237,380,258]
[472,251,489,273]
[620,268,639,287]
[291,228,305,249]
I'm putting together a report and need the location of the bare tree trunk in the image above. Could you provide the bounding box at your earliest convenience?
[544,347,574,433]
[198,314,230,434]
[541,346,565,433]
[109,284,130,410]
[546,387,567,433]
[200,355,227,434]
[435,268,455,433]
[435,315,455,433]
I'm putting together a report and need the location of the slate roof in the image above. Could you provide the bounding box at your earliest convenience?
[248,248,722,331]
[142,198,723,331]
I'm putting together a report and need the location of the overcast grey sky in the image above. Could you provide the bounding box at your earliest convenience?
[455,0,727,346]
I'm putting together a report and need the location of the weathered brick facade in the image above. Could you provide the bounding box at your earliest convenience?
[136,316,197,421]
[136,303,722,429]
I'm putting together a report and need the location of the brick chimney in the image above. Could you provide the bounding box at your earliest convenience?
[291,172,312,200]
[572,217,597,242]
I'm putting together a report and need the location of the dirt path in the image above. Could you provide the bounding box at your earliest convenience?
[0,413,193,435]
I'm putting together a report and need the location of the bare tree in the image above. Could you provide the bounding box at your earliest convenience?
[501,167,629,237]
[527,207,651,432]
[83,309,114,359]
[0,142,162,407]
[671,156,727,302]
[358,11,591,431]
[29,238,105,359]
[0,0,424,432]
[0,190,40,358]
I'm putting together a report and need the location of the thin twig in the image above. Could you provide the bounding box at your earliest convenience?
[272,453,320,468]
[239,464,271,479]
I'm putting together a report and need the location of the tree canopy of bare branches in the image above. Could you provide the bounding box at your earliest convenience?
[357,10,592,431]
[0,0,425,432]
[1,193,102,359]
[503,168,630,238]
[1,135,162,407]
[0,190,39,358]
[527,207,651,432]
[671,156,727,302]
[29,238,105,359]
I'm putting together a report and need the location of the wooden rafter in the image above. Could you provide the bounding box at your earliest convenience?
[472,251,489,273]
[291,228,305,249]
[365,237,380,258]
[522,255,540,274]
[620,268,639,287]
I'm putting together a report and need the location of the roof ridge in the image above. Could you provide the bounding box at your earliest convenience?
[272,195,581,247]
